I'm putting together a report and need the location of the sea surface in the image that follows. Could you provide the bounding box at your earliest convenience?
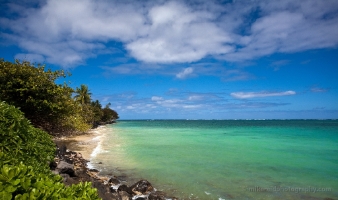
[87,120,338,200]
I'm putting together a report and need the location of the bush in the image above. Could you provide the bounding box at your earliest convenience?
[0,101,55,171]
[0,102,100,199]
[0,162,100,200]
[0,59,90,134]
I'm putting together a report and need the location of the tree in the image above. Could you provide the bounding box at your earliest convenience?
[91,100,103,123]
[101,103,119,123]
[0,59,90,134]
[74,84,92,105]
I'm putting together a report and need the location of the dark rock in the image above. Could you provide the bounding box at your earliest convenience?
[60,173,70,180]
[149,191,166,200]
[76,152,82,158]
[118,184,133,194]
[89,168,99,172]
[134,197,147,200]
[98,162,103,164]
[119,191,132,200]
[59,144,67,156]
[49,161,57,170]
[91,177,118,200]
[60,173,77,185]
[109,186,118,193]
[57,161,75,177]
[108,176,121,185]
[130,180,154,195]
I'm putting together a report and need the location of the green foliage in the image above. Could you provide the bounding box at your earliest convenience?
[74,84,92,105]
[0,102,100,200]
[101,103,119,123]
[0,58,119,134]
[91,100,103,123]
[0,163,100,200]
[0,59,91,134]
[0,102,55,171]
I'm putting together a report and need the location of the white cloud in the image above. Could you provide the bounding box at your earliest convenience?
[151,96,164,101]
[224,1,338,62]
[1,0,338,68]
[231,91,296,99]
[311,87,329,93]
[176,67,194,79]
[126,1,233,63]
[188,95,204,101]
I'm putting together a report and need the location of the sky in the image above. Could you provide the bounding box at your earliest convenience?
[1,0,338,119]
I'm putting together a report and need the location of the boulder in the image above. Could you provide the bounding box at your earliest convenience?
[119,191,132,200]
[49,161,57,170]
[76,152,82,158]
[57,161,75,177]
[108,176,121,185]
[89,168,99,172]
[118,184,133,194]
[130,180,154,195]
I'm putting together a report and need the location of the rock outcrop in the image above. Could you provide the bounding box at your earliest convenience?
[53,142,177,200]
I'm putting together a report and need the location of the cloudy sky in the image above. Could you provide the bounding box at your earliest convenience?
[1,0,338,119]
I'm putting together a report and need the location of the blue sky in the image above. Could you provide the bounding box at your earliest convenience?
[1,0,338,119]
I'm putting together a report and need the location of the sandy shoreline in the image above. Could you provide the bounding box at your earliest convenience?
[53,127,104,161]
[53,126,176,200]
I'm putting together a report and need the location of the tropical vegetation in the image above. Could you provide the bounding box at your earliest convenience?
[0,58,120,199]
[0,59,119,135]
[0,102,100,199]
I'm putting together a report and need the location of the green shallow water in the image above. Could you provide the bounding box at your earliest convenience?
[89,120,338,200]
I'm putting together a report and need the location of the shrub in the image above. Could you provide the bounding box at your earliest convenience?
[0,59,89,134]
[0,102,100,199]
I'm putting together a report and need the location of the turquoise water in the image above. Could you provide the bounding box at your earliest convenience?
[90,120,338,200]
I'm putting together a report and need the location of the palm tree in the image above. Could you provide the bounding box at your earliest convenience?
[74,84,92,105]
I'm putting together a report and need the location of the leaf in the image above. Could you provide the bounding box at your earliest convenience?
[12,179,20,185]
[5,185,16,193]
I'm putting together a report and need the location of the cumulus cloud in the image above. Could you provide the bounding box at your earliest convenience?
[126,1,233,63]
[176,67,194,79]
[1,0,338,68]
[231,91,296,99]
[224,0,338,61]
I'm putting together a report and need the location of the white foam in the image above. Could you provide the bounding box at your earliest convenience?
[90,142,102,158]
[110,184,121,192]
[92,136,101,141]
[132,194,148,200]
[219,198,225,200]
[86,162,94,169]
[205,191,211,195]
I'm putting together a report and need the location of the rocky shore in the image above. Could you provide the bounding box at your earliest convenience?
[52,142,177,200]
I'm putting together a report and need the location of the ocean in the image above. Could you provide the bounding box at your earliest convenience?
[87,120,338,200]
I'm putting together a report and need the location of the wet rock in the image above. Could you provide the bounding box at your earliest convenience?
[133,195,148,200]
[57,161,75,177]
[118,184,133,194]
[60,173,70,180]
[49,161,57,170]
[76,152,82,158]
[119,191,132,200]
[108,176,121,185]
[89,168,100,172]
[59,144,67,156]
[130,180,154,195]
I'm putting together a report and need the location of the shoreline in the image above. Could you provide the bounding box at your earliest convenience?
[53,126,177,200]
